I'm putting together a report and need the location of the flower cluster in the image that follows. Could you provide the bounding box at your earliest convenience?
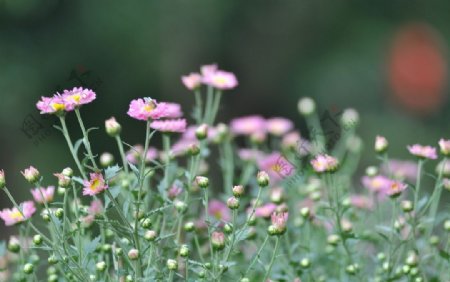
[36,87,96,114]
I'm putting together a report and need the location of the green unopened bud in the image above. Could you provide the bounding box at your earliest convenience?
[346,264,357,275]
[47,266,57,275]
[204,262,212,269]
[365,166,378,177]
[105,117,121,137]
[141,218,152,229]
[23,263,34,274]
[188,144,200,156]
[55,208,64,219]
[48,274,58,282]
[102,244,111,252]
[174,200,188,213]
[297,97,316,116]
[256,171,270,187]
[409,267,418,276]
[300,258,311,268]
[184,222,195,232]
[401,200,413,212]
[0,170,5,189]
[62,167,73,177]
[195,176,209,189]
[341,108,359,129]
[7,238,20,253]
[128,249,139,260]
[33,234,43,246]
[224,223,233,234]
[219,264,228,273]
[226,197,240,210]
[429,235,439,246]
[96,261,106,272]
[375,136,388,154]
[402,264,410,274]
[48,255,58,265]
[377,252,386,261]
[144,230,158,241]
[195,124,208,140]
[167,259,178,270]
[300,207,310,218]
[115,248,123,256]
[89,275,97,281]
[267,225,278,236]
[327,234,340,246]
[444,220,450,231]
[179,245,189,257]
[198,270,206,278]
[232,185,244,197]
[406,251,418,266]
[240,278,250,282]
[125,275,133,282]
[100,152,114,167]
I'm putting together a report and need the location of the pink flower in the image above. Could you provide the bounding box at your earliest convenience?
[203,70,238,90]
[266,117,294,136]
[258,152,295,183]
[30,186,55,204]
[150,119,187,133]
[238,149,264,162]
[439,138,450,156]
[271,212,288,234]
[181,73,202,90]
[168,185,183,200]
[361,175,391,194]
[350,195,374,210]
[21,166,40,183]
[62,87,96,110]
[127,98,164,121]
[0,201,36,226]
[381,160,418,182]
[281,131,301,149]
[230,115,266,136]
[211,231,226,250]
[208,200,231,222]
[153,102,183,119]
[83,173,108,196]
[200,64,218,78]
[254,203,277,218]
[36,95,66,114]
[375,136,388,153]
[310,154,339,173]
[384,180,408,198]
[88,199,103,215]
[407,144,437,159]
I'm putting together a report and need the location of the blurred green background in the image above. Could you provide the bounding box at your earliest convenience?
[1,0,450,236]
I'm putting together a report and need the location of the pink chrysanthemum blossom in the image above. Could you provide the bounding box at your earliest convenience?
[384,180,408,198]
[254,203,277,218]
[36,95,66,114]
[281,131,301,149]
[150,119,187,133]
[200,64,218,78]
[407,144,438,159]
[271,212,288,233]
[361,175,392,194]
[30,186,55,204]
[152,102,183,119]
[181,73,202,90]
[266,117,294,136]
[208,200,231,222]
[168,185,183,200]
[62,87,96,110]
[381,160,418,182]
[0,201,36,226]
[203,70,238,90]
[127,98,165,121]
[83,173,108,196]
[238,149,264,162]
[88,199,103,215]
[258,152,295,183]
[230,115,266,136]
[310,154,339,173]
[439,138,450,156]
[350,195,374,210]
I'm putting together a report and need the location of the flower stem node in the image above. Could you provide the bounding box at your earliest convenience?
[256,171,270,187]
[167,259,178,270]
[96,261,106,272]
[23,263,34,275]
[128,249,139,260]
[179,245,190,257]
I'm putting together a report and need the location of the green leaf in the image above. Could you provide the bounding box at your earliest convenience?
[105,165,121,180]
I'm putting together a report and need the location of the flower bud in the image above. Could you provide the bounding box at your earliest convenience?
[105,117,121,137]
[100,152,114,168]
[401,200,413,212]
[267,225,278,236]
[144,230,157,242]
[300,207,310,218]
[211,232,226,251]
[23,263,34,274]
[195,176,209,189]
[327,234,340,246]
[429,235,439,246]
[345,264,358,275]
[195,124,208,140]
[224,223,233,234]
[406,251,418,266]
[365,166,378,177]
[436,159,450,177]
[444,220,450,231]
[402,264,410,274]
[102,244,111,252]
[7,237,20,253]
[33,234,43,246]
[167,259,178,270]
[54,173,71,188]
[48,274,58,282]
[198,270,206,278]
[21,166,40,184]
[256,171,270,187]
[48,255,58,265]
[226,197,240,210]
[214,123,229,143]
[375,136,388,154]
[62,167,73,177]
[128,249,139,260]
[240,278,250,282]
[184,222,195,232]
[55,208,64,219]
[125,275,133,282]
[96,261,106,272]
[377,252,386,261]
[297,97,316,116]
[90,275,97,281]
[439,139,450,156]
[341,108,359,129]
[141,218,152,229]
[232,185,244,197]
[115,248,123,256]
[270,188,283,204]
[188,144,200,156]
[300,258,311,268]
[179,245,189,257]
[0,170,5,189]
[341,219,353,233]
[174,200,188,213]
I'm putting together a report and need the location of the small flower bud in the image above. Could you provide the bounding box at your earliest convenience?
[240,278,250,282]
[102,244,111,252]
[100,152,114,168]
[167,259,178,270]
[375,136,388,154]
[406,251,418,266]
[54,173,71,188]
[89,275,97,281]
[224,223,233,234]
[188,144,200,156]
[174,200,188,213]
[270,188,283,204]
[300,258,311,268]
[346,264,357,275]
[0,170,5,189]
[444,220,450,231]
[21,166,40,184]
[365,166,378,177]
[105,117,121,137]
[47,267,57,275]
[300,207,310,218]
[48,274,58,282]
[267,225,278,236]
[125,275,133,282]
[327,234,340,246]
[141,218,152,229]
[23,263,34,274]
[429,235,439,246]
[55,208,64,219]
[256,171,270,187]
[401,200,413,212]
[247,214,256,226]
[211,232,226,251]
[115,248,123,256]
[121,238,130,245]
[402,264,410,274]
[184,222,195,232]
[341,108,359,129]
[377,252,386,261]
[144,230,157,242]
[297,97,316,116]
[128,249,139,260]
[341,219,353,233]
[219,264,228,273]
[179,245,189,257]
[7,237,20,253]
[232,185,244,197]
[195,176,209,189]
[203,262,212,269]
[195,124,208,140]
[48,255,58,265]
[226,197,240,210]
[96,261,106,272]
[62,167,73,177]
[436,160,450,177]
[409,267,418,276]
[198,270,206,278]
[33,234,43,246]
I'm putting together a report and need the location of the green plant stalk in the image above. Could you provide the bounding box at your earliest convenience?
[427,157,447,234]
[163,134,171,190]
[305,111,326,154]
[194,234,205,263]
[115,135,129,175]
[412,159,423,241]
[221,138,234,193]
[237,186,262,238]
[262,236,280,282]
[168,270,174,282]
[71,183,83,264]
[244,234,269,277]
[59,116,87,179]
[218,209,238,281]
[203,86,214,125]
[194,89,203,124]
[209,90,223,125]
[203,188,214,259]
[75,108,98,170]
[386,200,398,280]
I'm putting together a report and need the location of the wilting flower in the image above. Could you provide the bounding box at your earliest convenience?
[21,166,40,184]
[439,138,450,156]
[127,98,161,121]
[271,212,288,235]
[384,180,408,198]
[31,186,55,204]
[0,201,36,226]
[62,87,96,110]
[150,119,187,133]
[211,231,226,250]
[375,136,389,153]
[230,115,266,136]
[208,200,231,222]
[266,117,294,136]
[181,73,202,90]
[36,95,66,114]
[407,144,437,159]
[83,173,108,196]
[310,154,339,173]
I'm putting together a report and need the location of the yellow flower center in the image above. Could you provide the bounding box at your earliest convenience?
[213,76,227,86]
[51,102,65,111]
[10,210,24,221]
[90,179,101,191]
[271,164,282,173]
[71,93,81,103]
[214,211,222,220]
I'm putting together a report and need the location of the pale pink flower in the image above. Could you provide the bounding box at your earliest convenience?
[238,149,264,162]
[127,98,166,121]
[361,175,391,194]
[83,173,108,196]
[88,199,103,215]
[383,180,408,197]
[21,166,40,183]
[381,160,418,182]
[36,95,66,114]
[230,115,266,136]
[258,152,295,183]
[350,195,374,210]
[266,117,294,136]
[150,119,187,133]
[211,231,226,250]
[271,212,288,233]
[310,154,339,173]
[203,70,238,90]
[154,102,183,119]
[171,139,198,157]
[439,138,450,156]
[407,144,437,159]
[181,73,202,90]
[254,203,277,218]
[62,87,96,110]
[201,64,218,77]
[443,178,450,190]
[0,201,36,226]
[126,145,159,164]
[168,185,183,200]
[30,186,55,204]
[208,200,231,222]
[281,131,301,149]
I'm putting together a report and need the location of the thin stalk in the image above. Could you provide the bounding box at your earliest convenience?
[262,236,281,282]
[74,108,98,170]
[427,157,447,234]
[203,86,214,125]
[208,90,223,125]
[194,89,203,124]
[244,234,269,277]
[115,135,129,174]
[59,116,86,179]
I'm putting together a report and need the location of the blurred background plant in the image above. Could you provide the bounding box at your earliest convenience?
[1,0,450,240]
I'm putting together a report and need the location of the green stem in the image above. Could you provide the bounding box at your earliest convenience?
[244,234,269,278]
[209,90,222,125]
[262,237,280,281]
[194,89,203,124]
[75,108,98,170]
[115,135,129,175]
[427,157,447,234]
[59,116,86,179]
[203,86,214,125]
